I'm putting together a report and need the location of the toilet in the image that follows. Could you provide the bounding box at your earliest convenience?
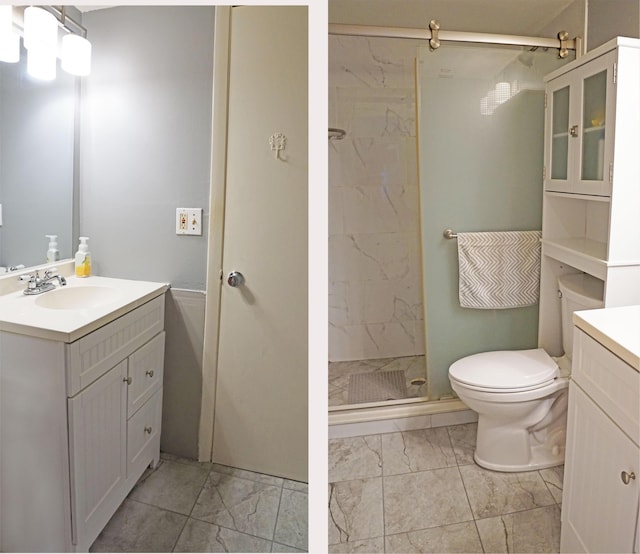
[449,273,604,472]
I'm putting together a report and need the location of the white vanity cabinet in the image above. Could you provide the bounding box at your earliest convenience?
[0,290,166,552]
[561,308,640,553]
[538,37,640,356]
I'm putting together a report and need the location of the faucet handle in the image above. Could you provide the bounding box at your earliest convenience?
[18,271,38,282]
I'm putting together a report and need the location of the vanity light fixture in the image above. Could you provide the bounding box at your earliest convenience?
[0,5,20,63]
[0,5,92,79]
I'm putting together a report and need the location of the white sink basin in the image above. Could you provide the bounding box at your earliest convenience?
[35,286,122,310]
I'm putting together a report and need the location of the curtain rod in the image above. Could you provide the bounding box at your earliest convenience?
[329,22,581,58]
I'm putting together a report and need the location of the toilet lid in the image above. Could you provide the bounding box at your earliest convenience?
[449,348,558,390]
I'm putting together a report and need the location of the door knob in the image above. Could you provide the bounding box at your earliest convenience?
[621,471,636,485]
[227,271,245,287]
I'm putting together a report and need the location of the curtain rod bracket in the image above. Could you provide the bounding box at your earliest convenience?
[429,19,440,50]
[558,31,570,58]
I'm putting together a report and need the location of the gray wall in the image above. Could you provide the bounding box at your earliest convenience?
[81,6,215,459]
[587,0,640,50]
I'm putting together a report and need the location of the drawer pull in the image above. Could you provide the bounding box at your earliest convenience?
[123,376,132,385]
[621,471,636,485]
[145,369,154,378]
[144,426,153,435]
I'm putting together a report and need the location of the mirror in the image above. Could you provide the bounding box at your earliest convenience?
[0,42,76,272]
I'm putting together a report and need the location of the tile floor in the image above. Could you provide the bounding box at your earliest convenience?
[90,453,308,553]
[328,423,564,553]
[329,356,428,407]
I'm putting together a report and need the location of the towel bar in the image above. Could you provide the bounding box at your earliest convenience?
[443,229,458,239]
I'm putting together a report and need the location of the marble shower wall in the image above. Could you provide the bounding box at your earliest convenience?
[329,36,426,362]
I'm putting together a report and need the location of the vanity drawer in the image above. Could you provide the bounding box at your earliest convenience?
[572,328,639,444]
[67,296,165,396]
[127,331,165,417]
[127,388,162,480]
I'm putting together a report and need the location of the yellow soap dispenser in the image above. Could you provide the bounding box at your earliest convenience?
[74,237,91,277]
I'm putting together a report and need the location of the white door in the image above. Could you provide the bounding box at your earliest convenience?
[211,6,308,482]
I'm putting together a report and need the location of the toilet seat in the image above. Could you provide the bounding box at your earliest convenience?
[449,348,559,393]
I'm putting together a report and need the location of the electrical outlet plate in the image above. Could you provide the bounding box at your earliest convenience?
[176,208,203,236]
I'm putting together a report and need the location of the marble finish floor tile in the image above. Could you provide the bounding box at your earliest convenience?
[476,505,562,553]
[329,435,383,482]
[129,458,211,515]
[328,537,385,553]
[459,463,555,519]
[173,518,272,553]
[90,499,187,552]
[328,424,564,554]
[385,521,483,553]
[91,455,308,553]
[381,428,457,475]
[447,423,477,465]
[328,478,384,545]
[191,470,282,540]
[383,467,474,534]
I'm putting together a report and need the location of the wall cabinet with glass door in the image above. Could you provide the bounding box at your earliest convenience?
[538,37,640,356]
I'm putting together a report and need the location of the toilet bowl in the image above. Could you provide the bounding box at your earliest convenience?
[448,273,604,472]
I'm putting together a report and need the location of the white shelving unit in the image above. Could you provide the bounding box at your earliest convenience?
[538,37,640,356]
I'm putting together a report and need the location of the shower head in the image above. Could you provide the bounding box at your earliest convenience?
[329,127,346,140]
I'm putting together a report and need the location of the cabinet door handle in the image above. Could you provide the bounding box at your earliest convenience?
[145,369,154,378]
[123,376,132,385]
[621,471,636,485]
[144,426,153,434]
[570,125,579,137]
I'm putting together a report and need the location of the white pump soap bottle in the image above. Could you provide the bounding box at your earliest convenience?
[46,235,59,263]
[75,237,91,277]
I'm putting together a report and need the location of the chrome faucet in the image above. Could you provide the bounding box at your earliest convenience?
[19,269,67,295]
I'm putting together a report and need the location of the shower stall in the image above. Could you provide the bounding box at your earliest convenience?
[328,24,574,420]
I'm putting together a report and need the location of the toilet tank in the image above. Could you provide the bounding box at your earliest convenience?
[558,273,604,360]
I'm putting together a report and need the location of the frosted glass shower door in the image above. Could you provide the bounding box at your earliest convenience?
[416,45,570,399]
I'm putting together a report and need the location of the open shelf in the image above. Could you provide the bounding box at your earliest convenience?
[541,238,608,279]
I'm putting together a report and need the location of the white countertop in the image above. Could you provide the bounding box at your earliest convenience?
[0,275,169,343]
[573,305,640,371]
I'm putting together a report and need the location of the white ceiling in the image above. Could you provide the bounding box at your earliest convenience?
[329,0,579,36]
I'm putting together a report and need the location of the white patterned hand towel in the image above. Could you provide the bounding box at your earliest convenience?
[457,230,541,309]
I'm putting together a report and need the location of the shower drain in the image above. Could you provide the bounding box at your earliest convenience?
[410,377,427,386]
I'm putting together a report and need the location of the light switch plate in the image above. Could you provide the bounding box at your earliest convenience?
[176,208,203,236]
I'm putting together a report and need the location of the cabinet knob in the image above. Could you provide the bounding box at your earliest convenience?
[144,426,153,435]
[123,376,132,385]
[570,125,579,137]
[621,471,636,485]
[145,369,154,378]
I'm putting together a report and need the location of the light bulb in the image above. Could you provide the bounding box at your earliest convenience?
[0,33,20,63]
[0,5,19,63]
[61,34,91,76]
[24,6,58,52]
[27,47,56,80]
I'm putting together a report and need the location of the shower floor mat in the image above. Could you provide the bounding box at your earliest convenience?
[348,370,408,404]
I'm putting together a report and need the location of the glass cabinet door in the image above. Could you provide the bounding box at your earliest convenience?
[551,85,570,180]
[581,69,607,181]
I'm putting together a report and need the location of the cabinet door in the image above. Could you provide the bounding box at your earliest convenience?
[68,360,127,549]
[545,50,616,197]
[545,73,573,193]
[575,50,616,196]
[561,383,639,553]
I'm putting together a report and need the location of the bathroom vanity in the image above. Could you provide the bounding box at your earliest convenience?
[561,305,640,553]
[0,264,169,552]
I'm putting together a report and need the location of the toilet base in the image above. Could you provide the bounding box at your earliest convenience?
[474,441,565,472]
